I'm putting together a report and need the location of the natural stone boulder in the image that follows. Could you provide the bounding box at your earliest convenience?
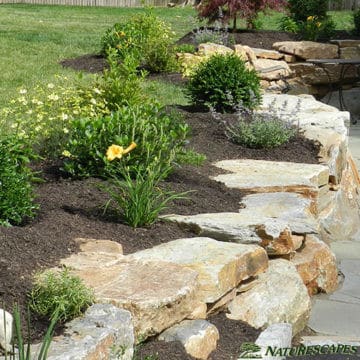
[159,320,219,360]
[291,235,338,294]
[252,47,284,60]
[253,59,291,80]
[0,309,12,353]
[283,54,297,63]
[187,302,207,320]
[129,237,268,303]
[240,192,318,235]
[289,62,358,85]
[273,41,338,60]
[198,43,233,57]
[64,256,199,339]
[45,304,134,360]
[75,238,124,255]
[227,259,311,335]
[303,127,348,185]
[340,47,360,59]
[254,323,293,360]
[330,39,360,48]
[212,159,329,195]
[177,52,205,77]
[319,155,360,242]
[234,44,256,63]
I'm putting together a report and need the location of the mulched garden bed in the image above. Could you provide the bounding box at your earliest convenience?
[1,28,325,359]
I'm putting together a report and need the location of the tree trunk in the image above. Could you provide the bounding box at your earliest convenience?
[232,13,237,32]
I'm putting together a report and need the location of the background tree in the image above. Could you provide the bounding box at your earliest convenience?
[197,0,287,30]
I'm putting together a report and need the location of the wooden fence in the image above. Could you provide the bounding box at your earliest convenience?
[1,0,359,10]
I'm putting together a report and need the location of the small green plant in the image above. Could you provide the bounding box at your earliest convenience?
[101,10,178,73]
[0,136,38,227]
[62,103,190,179]
[186,53,261,112]
[173,43,197,54]
[278,16,299,33]
[102,152,191,228]
[225,103,296,149]
[3,304,59,360]
[353,9,360,35]
[29,268,94,322]
[299,15,335,41]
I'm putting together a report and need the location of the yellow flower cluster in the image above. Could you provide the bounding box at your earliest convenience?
[106,142,137,161]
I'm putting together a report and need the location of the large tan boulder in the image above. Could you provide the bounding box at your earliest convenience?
[159,320,219,360]
[234,44,257,63]
[197,43,233,57]
[212,159,329,195]
[129,237,268,303]
[339,46,360,59]
[289,62,358,85]
[253,59,292,80]
[62,253,200,340]
[273,41,338,60]
[291,235,338,295]
[252,47,284,60]
[227,259,311,335]
[319,155,360,242]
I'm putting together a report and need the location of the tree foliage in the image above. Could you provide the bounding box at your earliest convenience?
[197,0,287,29]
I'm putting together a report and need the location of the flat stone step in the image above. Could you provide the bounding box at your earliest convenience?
[212,159,329,194]
[129,237,268,303]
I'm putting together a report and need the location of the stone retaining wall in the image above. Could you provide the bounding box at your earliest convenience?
[3,94,360,359]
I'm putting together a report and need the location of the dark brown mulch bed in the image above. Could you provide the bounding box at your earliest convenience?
[2,29,324,358]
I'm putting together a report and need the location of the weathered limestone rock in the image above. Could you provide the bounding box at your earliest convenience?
[273,41,338,60]
[291,235,338,294]
[260,80,271,89]
[260,94,349,136]
[254,323,293,360]
[330,39,360,48]
[45,304,134,360]
[289,62,358,85]
[212,159,329,195]
[253,59,291,80]
[164,213,296,255]
[234,45,257,64]
[286,77,313,95]
[283,54,297,63]
[252,47,284,60]
[198,43,233,57]
[0,309,12,353]
[130,237,268,303]
[177,52,204,76]
[340,46,360,59]
[64,256,200,339]
[233,44,249,61]
[319,156,360,242]
[187,302,207,320]
[240,192,318,234]
[159,320,219,360]
[303,127,348,185]
[75,238,123,255]
[227,259,311,335]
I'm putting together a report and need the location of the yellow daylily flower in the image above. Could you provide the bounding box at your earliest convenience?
[307,15,314,21]
[106,142,137,161]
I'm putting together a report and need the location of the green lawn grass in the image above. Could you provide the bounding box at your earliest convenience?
[0,4,356,109]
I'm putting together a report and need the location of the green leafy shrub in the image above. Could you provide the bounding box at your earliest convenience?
[101,160,190,228]
[353,9,360,35]
[186,53,261,112]
[299,15,335,41]
[1,77,110,157]
[62,103,190,179]
[0,136,38,227]
[278,16,299,33]
[287,0,328,23]
[225,107,296,149]
[174,44,197,54]
[29,268,94,322]
[101,10,177,73]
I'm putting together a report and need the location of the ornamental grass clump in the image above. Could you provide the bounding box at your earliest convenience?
[186,53,261,113]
